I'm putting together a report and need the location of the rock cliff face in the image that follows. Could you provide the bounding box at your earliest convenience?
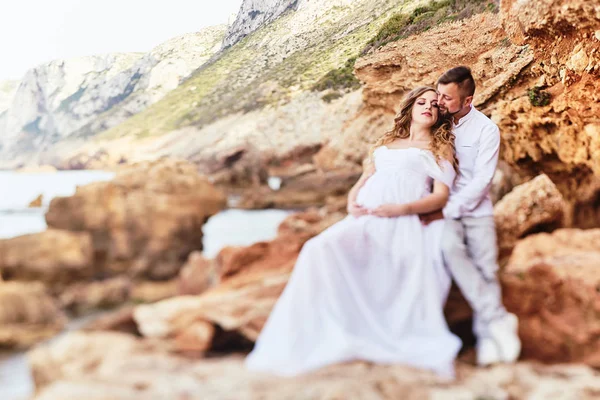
[222,0,300,48]
[0,53,143,159]
[4,0,599,225]
[0,79,18,114]
[67,26,227,140]
[0,26,226,167]
[494,0,600,227]
[345,0,600,227]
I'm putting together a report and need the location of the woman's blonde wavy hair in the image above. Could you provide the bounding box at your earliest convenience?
[369,86,458,173]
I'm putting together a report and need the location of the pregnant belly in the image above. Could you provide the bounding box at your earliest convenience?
[356,174,428,209]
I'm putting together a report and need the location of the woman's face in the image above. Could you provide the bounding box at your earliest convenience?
[411,90,439,128]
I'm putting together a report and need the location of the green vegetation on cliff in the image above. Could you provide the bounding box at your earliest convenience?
[527,86,551,107]
[363,0,498,54]
[311,0,498,96]
[312,57,361,92]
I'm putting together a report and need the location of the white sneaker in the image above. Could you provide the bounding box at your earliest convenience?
[476,337,501,366]
[476,313,521,366]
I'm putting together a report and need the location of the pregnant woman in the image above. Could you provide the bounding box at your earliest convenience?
[246,86,461,378]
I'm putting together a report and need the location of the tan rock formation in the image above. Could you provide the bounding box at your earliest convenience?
[45,159,227,280]
[494,174,567,262]
[500,0,600,49]
[27,331,600,400]
[0,282,66,348]
[494,0,600,226]
[0,159,224,317]
[502,228,600,367]
[0,229,94,290]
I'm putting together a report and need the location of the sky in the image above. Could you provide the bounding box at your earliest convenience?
[0,0,244,80]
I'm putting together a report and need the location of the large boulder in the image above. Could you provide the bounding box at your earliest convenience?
[45,159,227,280]
[0,229,94,290]
[494,174,567,262]
[0,282,66,348]
[502,228,600,367]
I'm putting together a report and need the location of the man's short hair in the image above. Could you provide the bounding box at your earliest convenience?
[437,66,475,98]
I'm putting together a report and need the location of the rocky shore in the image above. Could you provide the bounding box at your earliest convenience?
[1,160,599,399]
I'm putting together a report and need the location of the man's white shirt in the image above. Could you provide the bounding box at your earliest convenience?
[443,105,500,219]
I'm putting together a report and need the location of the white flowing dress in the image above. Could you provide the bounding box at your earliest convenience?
[245,146,462,377]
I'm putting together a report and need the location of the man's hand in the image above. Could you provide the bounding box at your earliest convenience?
[419,209,444,225]
[369,204,409,218]
[347,201,368,218]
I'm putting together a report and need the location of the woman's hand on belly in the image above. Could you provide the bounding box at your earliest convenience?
[369,203,410,218]
[347,201,369,218]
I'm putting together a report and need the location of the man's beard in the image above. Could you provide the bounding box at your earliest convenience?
[441,107,461,117]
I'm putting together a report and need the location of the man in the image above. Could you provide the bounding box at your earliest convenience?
[422,66,521,366]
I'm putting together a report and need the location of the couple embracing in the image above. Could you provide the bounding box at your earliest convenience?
[246,66,521,378]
